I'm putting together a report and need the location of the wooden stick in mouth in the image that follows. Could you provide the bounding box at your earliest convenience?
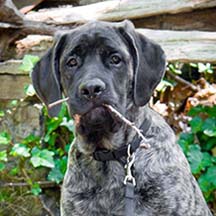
[48,97,69,109]
[47,98,150,149]
[103,104,150,149]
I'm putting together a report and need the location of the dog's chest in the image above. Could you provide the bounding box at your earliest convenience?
[64,160,126,215]
[72,184,125,215]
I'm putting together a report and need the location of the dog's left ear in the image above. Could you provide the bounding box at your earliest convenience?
[118,20,166,106]
[32,33,66,117]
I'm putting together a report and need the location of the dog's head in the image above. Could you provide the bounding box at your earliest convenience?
[32,20,165,151]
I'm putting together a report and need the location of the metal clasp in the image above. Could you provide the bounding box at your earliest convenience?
[124,144,136,186]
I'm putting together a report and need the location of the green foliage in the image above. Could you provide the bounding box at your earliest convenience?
[190,63,213,74]
[0,162,5,171]
[24,84,36,96]
[0,110,5,117]
[48,156,67,183]
[10,143,31,157]
[0,150,7,162]
[168,63,182,74]
[178,105,216,201]
[0,54,74,198]
[19,55,40,73]
[30,147,55,168]
[156,79,174,92]
[31,182,42,196]
[0,102,74,195]
[0,132,11,145]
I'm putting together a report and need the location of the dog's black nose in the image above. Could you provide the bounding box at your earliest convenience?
[79,79,106,99]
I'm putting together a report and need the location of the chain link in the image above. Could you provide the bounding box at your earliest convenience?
[124,144,136,186]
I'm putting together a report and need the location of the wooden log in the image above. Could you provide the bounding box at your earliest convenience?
[138,29,216,63]
[25,0,216,25]
[0,0,23,24]
[1,29,216,100]
[133,7,216,31]
[12,29,216,63]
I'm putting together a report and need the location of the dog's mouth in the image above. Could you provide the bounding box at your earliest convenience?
[74,104,122,142]
[81,106,108,125]
[77,104,118,128]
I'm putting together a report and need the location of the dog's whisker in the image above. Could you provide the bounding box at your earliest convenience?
[48,97,69,109]
[103,104,150,149]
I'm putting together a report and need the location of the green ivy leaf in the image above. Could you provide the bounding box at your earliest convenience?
[197,63,213,74]
[189,116,203,133]
[188,105,205,117]
[10,143,30,157]
[45,118,62,138]
[187,144,203,174]
[46,133,58,146]
[0,132,11,145]
[203,138,216,151]
[30,147,55,168]
[19,55,40,73]
[22,134,40,145]
[9,167,19,176]
[0,110,5,117]
[0,162,5,172]
[48,167,64,184]
[205,166,216,187]
[48,157,67,183]
[0,150,7,162]
[201,152,213,169]
[204,106,216,118]
[57,103,69,118]
[168,64,182,74]
[178,133,194,154]
[65,144,70,153]
[198,173,214,201]
[60,117,74,132]
[202,118,216,137]
[24,84,36,96]
[198,166,216,202]
[156,79,174,92]
[31,183,42,196]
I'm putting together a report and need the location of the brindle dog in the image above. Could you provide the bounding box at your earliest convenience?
[32,20,212,216]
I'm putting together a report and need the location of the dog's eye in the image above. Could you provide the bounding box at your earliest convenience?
[110,55,121,65]
[67,57,78,67]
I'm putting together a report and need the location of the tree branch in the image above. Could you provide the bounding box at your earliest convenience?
[166,70,198,92]
[0,181,58,188]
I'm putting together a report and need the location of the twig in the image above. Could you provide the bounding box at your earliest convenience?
[0,181,58,189]
[104,104,150,149]
[166,70,198,92]
[39,196,55,216]
[48,97,69,109]
[47,98,150,149]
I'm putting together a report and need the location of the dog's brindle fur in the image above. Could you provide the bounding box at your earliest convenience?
[32,20,212,215]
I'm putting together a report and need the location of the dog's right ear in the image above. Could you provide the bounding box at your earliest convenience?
[117,20,166,107]
[32,34,66,117]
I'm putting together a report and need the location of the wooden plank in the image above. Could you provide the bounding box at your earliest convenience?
[138,29,216,63]
[25,0,216,25]
[133,8,216,31]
